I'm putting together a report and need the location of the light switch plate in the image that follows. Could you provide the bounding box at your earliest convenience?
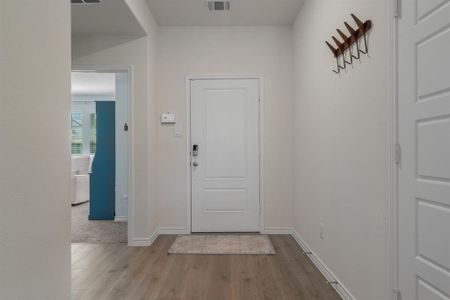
[160,112,176,124]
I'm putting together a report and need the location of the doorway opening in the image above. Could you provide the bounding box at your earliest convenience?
[70,69,131,244]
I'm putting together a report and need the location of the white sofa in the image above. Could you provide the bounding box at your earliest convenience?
[71,155,94,205]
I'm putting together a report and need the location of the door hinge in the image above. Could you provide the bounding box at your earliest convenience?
[393,288,401,300]
[394,0,401,18]
[395,143,401,166]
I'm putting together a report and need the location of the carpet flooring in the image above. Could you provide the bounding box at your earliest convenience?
[168,234,276,255]
[71,202,127,243]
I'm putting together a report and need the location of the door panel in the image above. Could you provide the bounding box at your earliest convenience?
[417,117,450,180]
[191,79,259,232]
[417,27,450,99]
[204,189,247,212]
[417,0,449,21]
[418,279,450,300]
[417,200,450,270]
[204,89,247,178]
[398,1,450,299]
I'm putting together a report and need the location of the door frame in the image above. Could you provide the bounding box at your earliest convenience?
[185,75,265,234]
[72,64,133,245]
[388,3,399,299]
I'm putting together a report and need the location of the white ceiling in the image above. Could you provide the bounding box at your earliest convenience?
[72,0,146,36]
[71,72,116,98]
[146,0,304,26]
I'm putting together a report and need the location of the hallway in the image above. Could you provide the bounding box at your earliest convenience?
[72,235,340,300]
[4,0,449,299]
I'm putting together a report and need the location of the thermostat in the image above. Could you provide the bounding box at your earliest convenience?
[160,112,176,124]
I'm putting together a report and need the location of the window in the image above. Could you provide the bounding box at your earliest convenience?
[71,112,83,154]
[89,113,96,153]
[71,104,96,155]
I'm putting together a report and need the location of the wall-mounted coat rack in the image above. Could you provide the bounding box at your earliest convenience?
[325,14,372,74]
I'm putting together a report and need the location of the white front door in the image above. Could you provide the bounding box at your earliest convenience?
[398,1,450,299]
[191,79,260,232]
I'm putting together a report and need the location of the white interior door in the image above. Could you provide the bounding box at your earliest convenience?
[398,1,450,299]
[191,79,260,232]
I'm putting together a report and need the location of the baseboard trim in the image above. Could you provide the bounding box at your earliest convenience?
[290,229,356,300]
[159,227,189,235]
[263,227,293,234]
[129,229,159,247]
[128,226,188,246]
[114,216,128,222]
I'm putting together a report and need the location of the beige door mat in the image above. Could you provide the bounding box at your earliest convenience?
[168,234,276,255]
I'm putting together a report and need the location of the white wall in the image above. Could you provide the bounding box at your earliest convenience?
[156,26,294,232]
[0,1,71,299]
[292,0,391,299]
[145,12,160,239]
[72,33,159,243]
[125,0,160,239]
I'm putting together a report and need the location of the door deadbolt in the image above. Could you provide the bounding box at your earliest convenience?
[192,144,199,156]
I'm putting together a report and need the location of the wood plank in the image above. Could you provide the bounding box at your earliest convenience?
[205,255,232,300]
[179,255,210,300]
[230,255,263,300]
[71,235,341,300]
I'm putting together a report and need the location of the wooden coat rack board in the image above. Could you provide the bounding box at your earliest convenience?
[326,14,372,74]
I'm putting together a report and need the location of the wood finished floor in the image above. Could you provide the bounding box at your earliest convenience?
[72,235,341,300]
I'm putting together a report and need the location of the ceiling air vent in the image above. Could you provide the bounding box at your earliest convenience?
[71,0,102,4]
[208,1,231,11]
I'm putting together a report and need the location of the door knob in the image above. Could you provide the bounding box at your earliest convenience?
[192,162,199,167]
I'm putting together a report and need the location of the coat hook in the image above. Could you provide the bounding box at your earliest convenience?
[326,14,372,74]
[326,41,343,73]
[351,14,372,54]
[326,41,339,57]
[344,22,362,58]
[332,36,351,66]
[337,29,357,61]
[334,57,342,74]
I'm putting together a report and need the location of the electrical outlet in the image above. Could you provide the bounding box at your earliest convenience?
[320,223,325,240]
